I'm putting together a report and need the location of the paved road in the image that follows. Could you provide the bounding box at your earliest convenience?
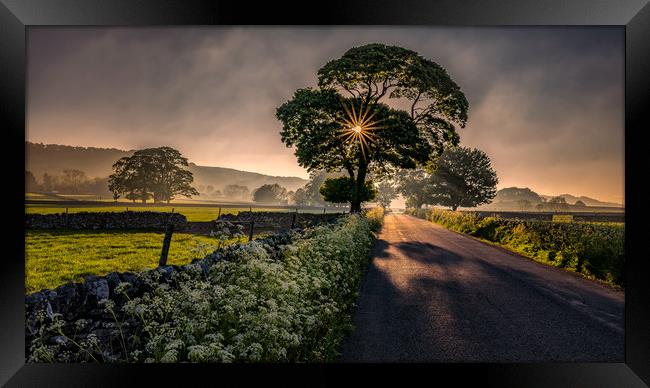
[340,214,624,362]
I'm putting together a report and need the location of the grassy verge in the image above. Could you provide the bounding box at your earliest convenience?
[407,208,624,287]
[25,230,246,293]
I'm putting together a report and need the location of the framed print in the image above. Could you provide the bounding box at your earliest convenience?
[1,0,649,386]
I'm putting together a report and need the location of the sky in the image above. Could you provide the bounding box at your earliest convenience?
[27,27,624,203]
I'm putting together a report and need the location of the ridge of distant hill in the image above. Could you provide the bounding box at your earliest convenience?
[538,193,622,208]
[25,142,307,192]
[484,186,622,209]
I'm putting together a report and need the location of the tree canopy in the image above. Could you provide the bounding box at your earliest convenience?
[425,146,498,211]
[374,179,399,209]
[396,168,434,209]
[319,177,376,204]
[252,183,288,204]
[223,184,250,200]
[276,43,468,212]
[397,147,498,211]
[108,146,198,203]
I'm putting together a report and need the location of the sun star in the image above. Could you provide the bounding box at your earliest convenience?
[337,100,385,160]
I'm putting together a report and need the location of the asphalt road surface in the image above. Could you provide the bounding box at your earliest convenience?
[340,214,624,362]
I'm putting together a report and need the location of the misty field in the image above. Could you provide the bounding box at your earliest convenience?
[25,230,248,293]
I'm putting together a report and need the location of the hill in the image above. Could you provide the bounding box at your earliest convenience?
[491,187,543,204]
[539,194,621,208]
[479,187,622,211]
[25,142,307,195]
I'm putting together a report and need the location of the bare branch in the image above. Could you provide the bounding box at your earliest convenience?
[410,91,422,119]
[341,85,358,98]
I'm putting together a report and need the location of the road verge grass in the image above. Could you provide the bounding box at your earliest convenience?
[407,208,624,287]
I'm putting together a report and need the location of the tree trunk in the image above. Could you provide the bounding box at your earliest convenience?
[350,200,362,213]
[350,162,367,213]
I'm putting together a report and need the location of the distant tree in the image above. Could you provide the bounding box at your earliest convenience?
[517,199,532,211]
[303,171,329,206]
[426,147,498,211]
[319,177,376,204]
[224,184,250,200]
[252,183,288,204]
[108,146,198,203]
[285,190,295,205]
[293,188,309,206]
[574,200,587,207]
[548,196,569,212]
[26,170,40,192]
[41,173,60,193]
[277,43,468,212]
[375,180,399,209]
[396,168,432,209]
[60,169,88,194]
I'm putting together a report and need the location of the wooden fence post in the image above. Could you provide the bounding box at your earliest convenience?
[65,207,69,228]
[171,208,174,213]
[248,220,255,242]
[217,207,221,219]
[323,207,326,214]
[159,222,175,267]
[291,212,297,229]
[249,206,252,213]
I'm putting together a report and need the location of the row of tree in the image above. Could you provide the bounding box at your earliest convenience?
[26,170,108,195]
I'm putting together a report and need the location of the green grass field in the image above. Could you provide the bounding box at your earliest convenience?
[26,205,282,222]
[25,230,245,293]
[26,204,345,222]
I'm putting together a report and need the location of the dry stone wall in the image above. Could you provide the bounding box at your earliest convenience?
[25,211,188,230]
[25,232,296,362]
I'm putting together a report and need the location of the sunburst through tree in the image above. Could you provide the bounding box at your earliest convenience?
[338,100,385,160]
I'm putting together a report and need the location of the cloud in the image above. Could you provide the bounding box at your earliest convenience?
[27,27,624,202]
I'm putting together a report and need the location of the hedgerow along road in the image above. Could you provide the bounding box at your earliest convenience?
[341,213,623,362]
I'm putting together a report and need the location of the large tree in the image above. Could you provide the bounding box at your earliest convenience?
[426,146,498,211]
[108,146,198,203]
[276,43,468,212]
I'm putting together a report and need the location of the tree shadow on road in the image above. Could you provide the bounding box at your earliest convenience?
[340,236,624,363]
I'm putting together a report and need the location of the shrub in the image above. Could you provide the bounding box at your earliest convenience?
[364,207,385,232]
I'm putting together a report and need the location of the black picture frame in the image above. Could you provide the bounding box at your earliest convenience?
[1,1,649,386]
